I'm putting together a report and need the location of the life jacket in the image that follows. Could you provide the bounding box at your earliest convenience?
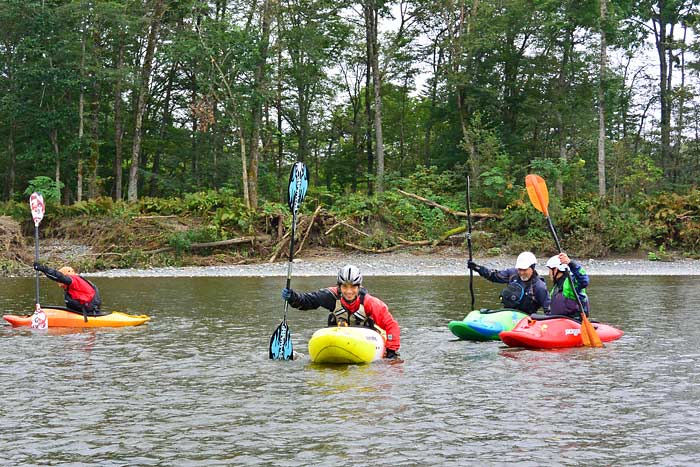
[327,287,375,329]
[500,275,540,314]
[550,275,588,316]
[65,276,102,314]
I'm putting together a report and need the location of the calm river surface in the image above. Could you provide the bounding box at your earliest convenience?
[1,275,698,466]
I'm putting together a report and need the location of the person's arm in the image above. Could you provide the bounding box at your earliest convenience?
[365,295,400,352]
[33,262,72,286]
[569,261,589,291]
[467,262,512,284]
[283,288,336,311]
[534,278,550,313]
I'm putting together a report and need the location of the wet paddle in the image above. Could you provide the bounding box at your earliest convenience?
[466,175,475,310]
[525,174,603,348]
[29,192,48,330]
[269,162,309,360]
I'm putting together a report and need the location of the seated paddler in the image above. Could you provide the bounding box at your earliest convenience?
[281,264,401,359]
[33,262,102,316]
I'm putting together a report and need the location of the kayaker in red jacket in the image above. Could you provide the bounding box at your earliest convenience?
[281,264,401,359]
[33,262,102,315]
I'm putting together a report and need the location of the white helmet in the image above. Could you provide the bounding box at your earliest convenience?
[546,255,569,271]
[515,251,537,269]
[337,264,363,285]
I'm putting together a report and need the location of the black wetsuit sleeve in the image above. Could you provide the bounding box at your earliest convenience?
[287,288,336,312]
[38,265,72,286]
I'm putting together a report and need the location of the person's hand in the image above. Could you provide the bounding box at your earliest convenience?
[281,288,292,301]
[33,262,43,271]
[559,253,571,265]
[467,260,479,271]
[385,348,400,359]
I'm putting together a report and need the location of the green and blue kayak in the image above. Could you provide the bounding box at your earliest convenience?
[448,308,528,341]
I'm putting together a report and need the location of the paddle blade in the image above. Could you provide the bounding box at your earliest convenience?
[31,304,48,330]
[269,321,293,360]
[525,174,549,216]
[287,162,309,213]
[580,313,603,348]
[29,192,45,227]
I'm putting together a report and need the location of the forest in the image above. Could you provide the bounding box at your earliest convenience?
[1,0,700,270]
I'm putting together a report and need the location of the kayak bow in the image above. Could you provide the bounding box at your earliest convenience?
[308,326,386,364]
[449,309,528,341]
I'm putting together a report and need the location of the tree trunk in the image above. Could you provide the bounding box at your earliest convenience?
[248,0,272,209]
[113,35,125,200]
[127,0,166,202]
[367,0,384,193]
[597,0,607,197]
[88,89,100,199]
[6,124,16,199]
[77,33,86,203]
[50,128,61,200]
[364,1,373,194]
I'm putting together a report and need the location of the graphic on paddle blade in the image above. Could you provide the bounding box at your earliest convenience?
[30,192,45,226]
[269,321,293,360]
[288,162,309,213]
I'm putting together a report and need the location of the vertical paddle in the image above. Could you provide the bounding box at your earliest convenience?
[269,161,309,360]
[29,192,48,330]
[525,174,603,348]
[466,175,475,310]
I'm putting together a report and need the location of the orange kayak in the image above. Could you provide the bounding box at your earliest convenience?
[3,306,150,328]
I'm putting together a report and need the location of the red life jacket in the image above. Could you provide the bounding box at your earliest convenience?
[66,275,97,305]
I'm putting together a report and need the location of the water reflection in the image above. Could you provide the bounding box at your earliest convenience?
[1,275,698,465]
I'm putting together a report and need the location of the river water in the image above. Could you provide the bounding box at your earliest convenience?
[1,275,697,466]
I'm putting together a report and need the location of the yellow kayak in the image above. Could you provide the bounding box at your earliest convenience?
[3,306,150,328]
[308,326,385,364]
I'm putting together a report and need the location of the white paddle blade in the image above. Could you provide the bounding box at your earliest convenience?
[29,192,45,227]
[31,304,48,330]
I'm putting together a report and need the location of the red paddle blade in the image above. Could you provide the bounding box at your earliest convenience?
[580,313,603,348]
[29,192,45,227]
[525,174,549,217]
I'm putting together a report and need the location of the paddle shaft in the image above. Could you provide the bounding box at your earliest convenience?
[466,175,475,310]
[34,224,40,306]
[283,208,299,323]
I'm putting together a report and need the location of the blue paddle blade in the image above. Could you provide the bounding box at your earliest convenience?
[269,321,293,360]
[288,162,309,213]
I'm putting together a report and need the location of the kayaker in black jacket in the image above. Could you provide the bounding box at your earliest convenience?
[468,251,550,314]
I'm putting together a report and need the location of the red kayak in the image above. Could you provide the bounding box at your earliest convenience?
[499,315,623,349]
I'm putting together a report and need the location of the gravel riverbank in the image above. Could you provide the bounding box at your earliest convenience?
[85,248,700,278]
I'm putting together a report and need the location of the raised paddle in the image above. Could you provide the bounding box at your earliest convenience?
[525,174,603,348]
[466,175,475,310]
[269,162,309,360]
[29,192,48,330]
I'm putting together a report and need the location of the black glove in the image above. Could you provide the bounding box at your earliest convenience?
[385,348,400,359]
[467,260,479,271]
[33,262,45,272]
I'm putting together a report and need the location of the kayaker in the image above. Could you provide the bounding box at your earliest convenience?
[33,262,102,315]
[545,253,590,318]
[467,251,550,314]
[281,264,401,359]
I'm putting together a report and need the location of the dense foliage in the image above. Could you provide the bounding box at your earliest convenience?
[1,0,699,269]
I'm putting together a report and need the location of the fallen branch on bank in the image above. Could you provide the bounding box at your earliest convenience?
[396,189,501,219]
[145,235,270,255]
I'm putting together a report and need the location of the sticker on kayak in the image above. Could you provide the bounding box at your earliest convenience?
[564,328,581,336]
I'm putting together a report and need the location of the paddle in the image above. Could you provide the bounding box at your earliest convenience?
[466,175,475,310]
[525,174,603,348]
[29,192,48,330]
[269,161,309,360]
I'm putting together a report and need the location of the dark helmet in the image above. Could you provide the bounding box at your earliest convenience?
[337,264,363,286]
